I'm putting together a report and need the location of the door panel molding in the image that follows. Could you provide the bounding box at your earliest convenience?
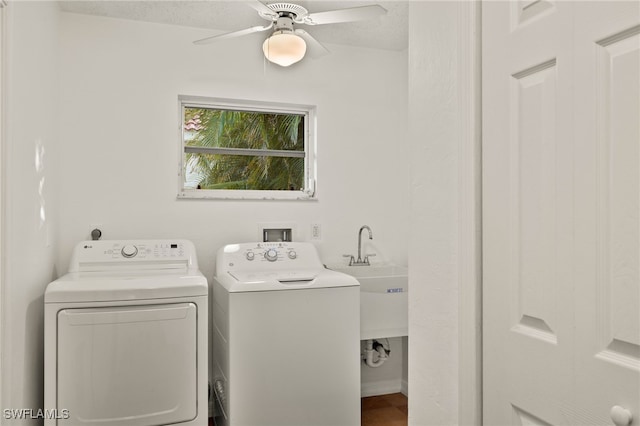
[457,1,482,425]
[509,58,560,340]
[595,26,640,370]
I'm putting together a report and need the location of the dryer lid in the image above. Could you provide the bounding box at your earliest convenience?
[45,272,208,303]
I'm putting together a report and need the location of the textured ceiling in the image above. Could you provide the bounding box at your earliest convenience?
[58,1,409,51]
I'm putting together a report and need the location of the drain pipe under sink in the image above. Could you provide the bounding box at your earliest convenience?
[364,339,389,368]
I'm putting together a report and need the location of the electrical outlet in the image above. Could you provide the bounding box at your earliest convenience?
[311,223,321,240]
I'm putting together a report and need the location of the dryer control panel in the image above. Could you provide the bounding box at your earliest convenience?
[217,242,323,273]
[68,240,198,272]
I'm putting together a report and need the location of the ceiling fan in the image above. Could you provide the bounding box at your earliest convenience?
[193,1,387,67]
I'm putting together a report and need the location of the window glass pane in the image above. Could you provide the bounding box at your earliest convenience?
[179,98,315,200]
[183,106,306,192]
[184,107,304,152]
[184,153,304,191]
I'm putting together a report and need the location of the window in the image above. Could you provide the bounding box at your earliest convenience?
[178,96,316,200]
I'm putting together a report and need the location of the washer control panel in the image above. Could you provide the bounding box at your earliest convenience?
[219,242,323,272]
[241,243,298,263]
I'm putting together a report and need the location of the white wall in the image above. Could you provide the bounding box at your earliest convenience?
[408,2,462,425]
[56,12,409,279]
[2,1,59,421]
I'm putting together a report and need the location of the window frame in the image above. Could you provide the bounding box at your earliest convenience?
[177,95,317,201]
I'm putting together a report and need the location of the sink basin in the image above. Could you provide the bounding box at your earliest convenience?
[332,264,408,339]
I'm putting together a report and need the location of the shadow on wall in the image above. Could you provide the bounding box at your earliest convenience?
[25,293,45,408]
[22,265,57,410]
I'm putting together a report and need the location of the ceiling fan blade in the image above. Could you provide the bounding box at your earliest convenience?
[304,5,387,25]
[294,29,330,59]
[246,0,278,19]
[193,24,273,45]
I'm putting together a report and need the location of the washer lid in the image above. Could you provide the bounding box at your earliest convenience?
[229,269,318,283]
[217,268,358,293]
[45,271,208,303]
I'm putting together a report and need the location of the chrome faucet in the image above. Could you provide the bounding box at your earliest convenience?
[343,225,375,266]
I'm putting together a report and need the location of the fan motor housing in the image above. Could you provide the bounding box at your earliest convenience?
[261,3,309,22]
[275,16,294,31]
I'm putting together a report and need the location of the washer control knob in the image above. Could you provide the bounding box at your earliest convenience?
[246,252,255,261]
[288,250,297,260]
[611,406,633,426]
[121,244,138,258]
[265,249,278,262]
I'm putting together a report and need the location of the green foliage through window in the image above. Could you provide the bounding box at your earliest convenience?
[183,106,306,191]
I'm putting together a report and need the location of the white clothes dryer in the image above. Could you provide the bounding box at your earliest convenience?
[212,242,360,426]
[44,240,208,426]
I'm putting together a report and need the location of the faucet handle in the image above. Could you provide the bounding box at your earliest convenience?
[363,253,376,265]
[342,254,356,266]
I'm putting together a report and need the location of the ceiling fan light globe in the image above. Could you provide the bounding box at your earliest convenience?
[262,31,307,67]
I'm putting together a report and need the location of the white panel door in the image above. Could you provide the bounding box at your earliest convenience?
[574,4,640,425]
[483,2,640,425]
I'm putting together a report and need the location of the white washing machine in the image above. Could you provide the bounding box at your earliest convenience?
[44,240,208,426]
[212,242,360,426]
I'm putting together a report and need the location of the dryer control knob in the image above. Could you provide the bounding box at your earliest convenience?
[121,244,138,258]
[288,250,297,259]
[265,249,278,262]
[246,252,255,261]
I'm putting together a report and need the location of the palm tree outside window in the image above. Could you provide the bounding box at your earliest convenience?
[178,96,317,200]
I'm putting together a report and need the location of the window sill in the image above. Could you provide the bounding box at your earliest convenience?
[177,189,317,201]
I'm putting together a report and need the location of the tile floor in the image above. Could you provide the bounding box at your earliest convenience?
[209,392,409,426]
[361,393,408,426]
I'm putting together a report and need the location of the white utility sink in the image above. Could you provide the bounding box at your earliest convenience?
[332,264,408,340]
